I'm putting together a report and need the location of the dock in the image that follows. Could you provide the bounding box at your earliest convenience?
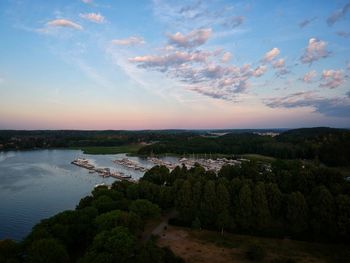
[71,158,133,181]
[113,158,148,172]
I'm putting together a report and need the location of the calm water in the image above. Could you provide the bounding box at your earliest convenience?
[0,150,177,241]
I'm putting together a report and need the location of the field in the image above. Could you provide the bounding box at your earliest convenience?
[71,144,143,154]
[156,226,350,263]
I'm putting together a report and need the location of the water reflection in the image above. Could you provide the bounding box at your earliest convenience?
[0,150,169,241]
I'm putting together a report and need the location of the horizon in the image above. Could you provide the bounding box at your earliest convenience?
[1,0,350,129]
[1,126,349,132]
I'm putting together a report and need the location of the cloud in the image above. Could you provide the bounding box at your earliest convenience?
[223,16,245,29]
[327,2,350,26]
[46,19,83,30]
[265,92,350,118]
[80,13,105,23]
[129,50,209,69]
[167,28,212,48]
[221,52,232,63]
[272,58,285,69]
[302,70,317,83]
[179,1,202,15]
[252,65,267,77]
[81,0,93,3]
[128,45,254,101]
[299,17,316,28]
[300,38,330,64]
[112,36,145,46]
[320,69,344,89]
[336,31,350,37]
[262,48,280,63]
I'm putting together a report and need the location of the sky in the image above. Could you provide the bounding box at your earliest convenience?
[0,0,349,130]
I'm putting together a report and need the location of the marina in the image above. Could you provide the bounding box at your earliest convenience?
[71,158,132,181]
[147,156,247,173]
[71,155,247,183]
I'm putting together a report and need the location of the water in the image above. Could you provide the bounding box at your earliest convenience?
[0,149,178,241]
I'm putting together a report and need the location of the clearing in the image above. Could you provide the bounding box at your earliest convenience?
[156,225,350,263]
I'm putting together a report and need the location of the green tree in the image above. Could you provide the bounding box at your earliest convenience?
[129,199,160,220]
[0,239,20,263]
[200,180,217,226]
[265,183,283,219]
[309,186,335,238]
[27,238,69,263]
[216,182,231,234]
[175,180,193,223]
[252,182,271,230]
[236,183,253,230]
[95,210,142,233]
[286,192,308,235]
[335,194,350,240]
[191,181,202,219]
[82,226,135,263]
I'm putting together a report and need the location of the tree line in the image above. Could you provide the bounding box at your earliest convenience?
[141,160,350,242]
[138,127,350,166]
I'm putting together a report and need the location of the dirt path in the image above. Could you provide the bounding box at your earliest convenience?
[142,209,178,242]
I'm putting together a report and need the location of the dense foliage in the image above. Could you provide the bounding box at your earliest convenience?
[141,160,350,242]
[0,184,183,263]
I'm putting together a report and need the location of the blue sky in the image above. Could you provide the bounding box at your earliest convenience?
[0,0,349,129]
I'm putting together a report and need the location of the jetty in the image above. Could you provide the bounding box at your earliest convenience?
[113,158,148,172]
[71,158,132,181]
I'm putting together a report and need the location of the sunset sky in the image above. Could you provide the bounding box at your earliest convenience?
[0,0,349,129]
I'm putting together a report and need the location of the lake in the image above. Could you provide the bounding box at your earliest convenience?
[0,149,177,241]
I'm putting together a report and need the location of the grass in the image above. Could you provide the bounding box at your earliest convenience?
[70,144,143,155]
[190,229,350,263]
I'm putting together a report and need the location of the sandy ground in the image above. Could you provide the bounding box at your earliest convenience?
[157,226,248,263]
[156,226,326,263]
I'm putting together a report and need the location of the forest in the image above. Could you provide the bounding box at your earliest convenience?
[1,159,350,262]
[1,127,349,166]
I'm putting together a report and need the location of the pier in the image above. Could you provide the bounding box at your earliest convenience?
[71,158,132,181]
[113,158,148,172]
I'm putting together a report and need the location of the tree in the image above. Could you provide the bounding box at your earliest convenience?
[286,192,308,236]
[265,183,282,219]
[82,226,135,263]
[92,195,118,214]
[142,166,170,185]
[335,194,350,240]
[27,238,69,263]
[191,217,201,230]
[309,186,335,238]
[129,199,160,220]
[95,210,142,233]
[252,182,271,231]
[0,239,20,263]
[236,183,253,230]
[175,180,193,223]
[200,180,217,226]
[216,182,231,234]
[191,181,202,219]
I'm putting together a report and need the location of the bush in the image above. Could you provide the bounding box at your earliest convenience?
[245,244,266,261]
